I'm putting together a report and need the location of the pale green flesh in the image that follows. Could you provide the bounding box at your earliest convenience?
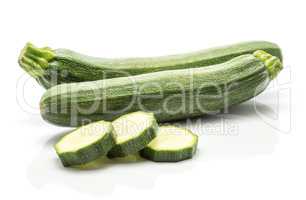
[55,121,112,153]
[147,126,197,151]
[112,111,155,144]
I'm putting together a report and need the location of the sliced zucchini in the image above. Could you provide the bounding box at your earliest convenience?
[140,126,198,162]
[54,120,115,167]
[107,111,158,158]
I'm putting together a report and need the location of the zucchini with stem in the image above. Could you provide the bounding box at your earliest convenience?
[19,41,282,88]
[40,50,282,127]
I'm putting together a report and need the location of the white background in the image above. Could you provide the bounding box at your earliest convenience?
[0,0,305,199]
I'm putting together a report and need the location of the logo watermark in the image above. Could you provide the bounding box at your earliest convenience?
[16,65,292,135]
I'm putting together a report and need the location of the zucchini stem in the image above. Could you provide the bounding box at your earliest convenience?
[253,50,282,80]
[18,43,55,78]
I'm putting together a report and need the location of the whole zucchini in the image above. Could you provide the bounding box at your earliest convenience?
[40,50,282,127]
[19,41,282,88]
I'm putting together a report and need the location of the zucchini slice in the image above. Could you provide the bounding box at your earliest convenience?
[140,126,198,162]
[54,120,115,167]
[107,111,158,158]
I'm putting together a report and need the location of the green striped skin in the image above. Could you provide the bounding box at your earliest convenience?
[140,126,198,162]
[107,112,158,158]
[107,126,157,158]
[19,41,282,88]
[54,121,115,167]
[139,126,198,162]
[40,51,282,127]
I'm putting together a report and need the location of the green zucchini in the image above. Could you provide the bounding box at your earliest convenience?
[140,126,198,162]
[19,41,282,88]
[40,50,282,127]
[54,120,115,167]
[107,111,158,158]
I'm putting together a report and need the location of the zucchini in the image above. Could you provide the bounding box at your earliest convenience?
[40,50,282,127]
[140,126,198,162]
[19,41,282,88]
[54,120,115,167]
[107,111,158,158]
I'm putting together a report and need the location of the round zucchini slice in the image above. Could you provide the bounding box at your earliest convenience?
[107,111,158,158]
[54,120,115,167]
[140,126,198,162]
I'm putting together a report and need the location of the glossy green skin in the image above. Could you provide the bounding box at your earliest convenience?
[107,120,158,158]
[55,126,115,167]
[40,53,275,127]
[21,41,282,88]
